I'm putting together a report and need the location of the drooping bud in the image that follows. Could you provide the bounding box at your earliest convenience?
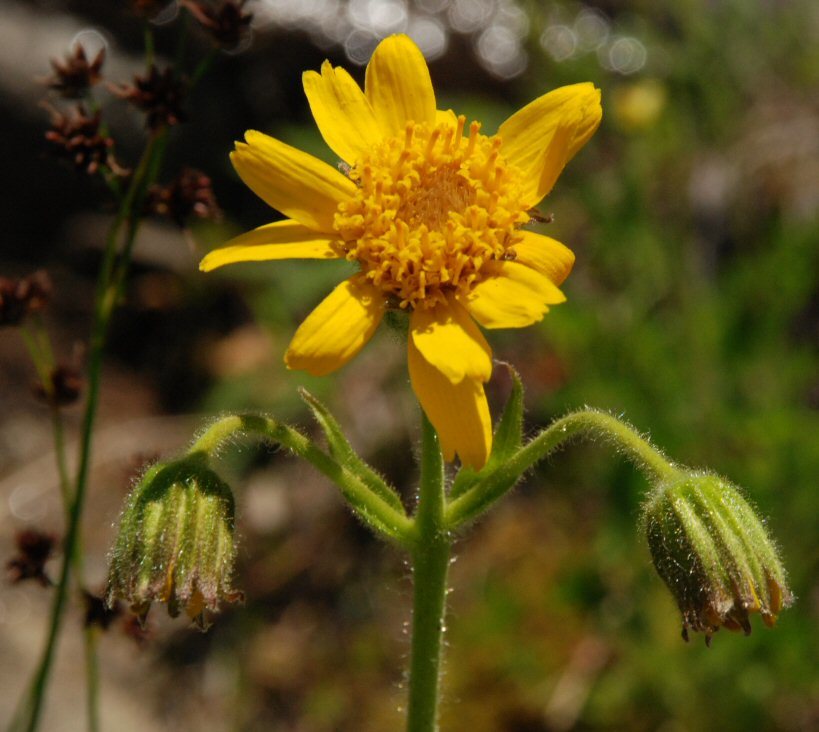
[643,472,792,644]
[106,454,242,630]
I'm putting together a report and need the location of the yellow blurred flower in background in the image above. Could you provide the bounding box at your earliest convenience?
[201,34,601,469]
[611,79,666,132]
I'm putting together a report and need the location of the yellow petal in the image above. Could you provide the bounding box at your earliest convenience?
[200,219,343,272]
[231,130,357,233]
[498,83,602,206]
[285,277,385,376]
[365,34,436,136]
[303,61,384,164]
[410,299,492,384]
[512,231,575,285]
[407,337,492,470]
[464,261,566,329]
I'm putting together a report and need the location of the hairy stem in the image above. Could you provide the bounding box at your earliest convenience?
[445,408,681,530]
[406,415,450,732]
[189,414,415,546]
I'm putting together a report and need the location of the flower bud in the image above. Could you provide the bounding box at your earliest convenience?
[643,472,792,644]
[106,454,242,630]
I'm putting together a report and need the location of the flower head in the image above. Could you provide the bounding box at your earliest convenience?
[201,35,601,468]
[181,0,254,49]
[146,167,221,226]
[643,472,792,644]
[0,270,52,327]
[46,44,105,99]
[44,106,119,175]
[114,65,187,130]
[7,529,57,586]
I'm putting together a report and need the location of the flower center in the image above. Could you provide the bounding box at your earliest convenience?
[333,116,530,309]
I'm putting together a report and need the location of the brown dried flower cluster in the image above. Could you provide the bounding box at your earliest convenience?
[44,106,121,175]
[114,66,187,130]
[33,364,83,407]
[130,0,167,15]
[181,0,254,48]
[7,530,57,586]
[146,167,221,226]
[83,590,122,630]
[46,45,105,99]
[0,271,52,327]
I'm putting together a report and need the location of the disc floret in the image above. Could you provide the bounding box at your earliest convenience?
[334,116,530,310]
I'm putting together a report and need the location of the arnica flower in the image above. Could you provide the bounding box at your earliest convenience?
[643,472,792,644]
[200,35,601,469]
[106,455,242,630]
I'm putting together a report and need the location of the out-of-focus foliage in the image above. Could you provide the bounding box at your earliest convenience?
[2,0,817,730]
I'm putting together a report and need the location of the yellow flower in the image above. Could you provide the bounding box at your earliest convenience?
[200,34,601,470]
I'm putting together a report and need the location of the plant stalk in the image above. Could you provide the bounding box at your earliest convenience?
[406,415,451,732]
[446,408,681,530]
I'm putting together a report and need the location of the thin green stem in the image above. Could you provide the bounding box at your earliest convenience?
[406,415,450,732]
[50,409,72,511]
[19,326,52,388]
[175,14,190,68]
[11,129,169,732]
[445,408,681,530]
[190,49,218,88]
[19,324,71,510]
[144,24,155,69]
[188,414,415,545]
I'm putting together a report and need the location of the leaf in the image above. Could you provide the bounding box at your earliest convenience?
[299,388,405,513]
[485,363,524,467]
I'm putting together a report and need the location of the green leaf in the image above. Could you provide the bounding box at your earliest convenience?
[450,466,479,500]
[450,364,524,500]
[298,388,406,514]
[485,363,524,467]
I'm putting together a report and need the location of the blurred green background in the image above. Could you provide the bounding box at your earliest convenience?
[1,0,817,730]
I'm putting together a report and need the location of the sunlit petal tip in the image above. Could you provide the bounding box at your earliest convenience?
[303,59,383,162]
[365,34,436,135]
[499,82,603,205]
[514,232,576,286]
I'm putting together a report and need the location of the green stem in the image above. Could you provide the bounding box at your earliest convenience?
[189,414,415,545]
[19,326,52,390]
[50,409,72,514]
[190,49,217,88]
[22,320,99,732]
[446,408,681,530]
[144,23,155,69]
[406,415,450,732]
